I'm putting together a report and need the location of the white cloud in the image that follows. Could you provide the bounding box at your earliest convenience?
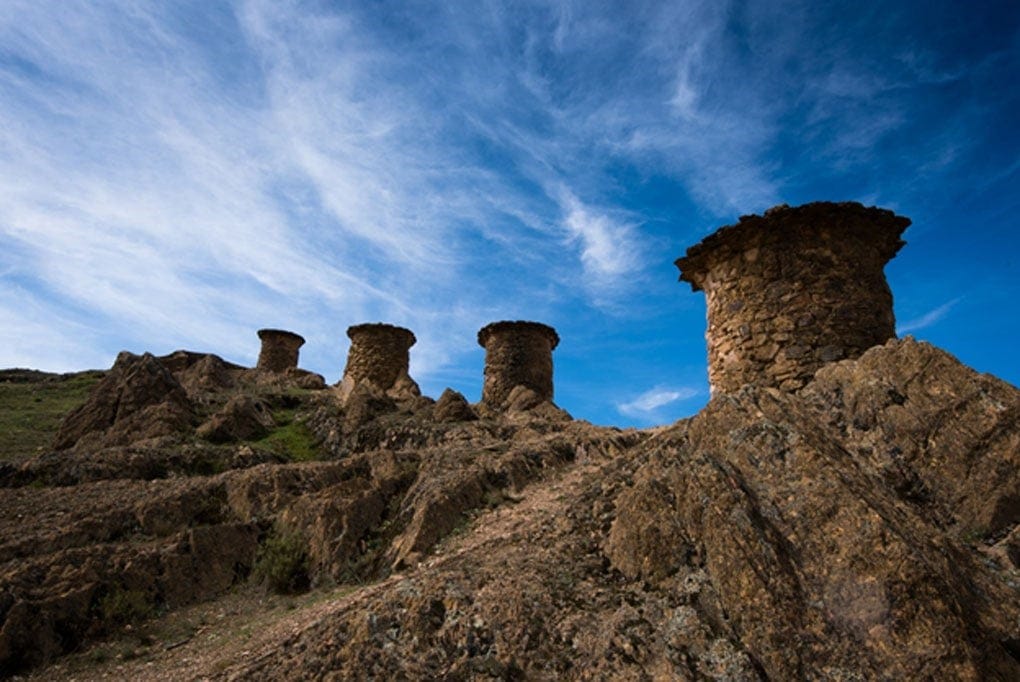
[898,297,963,335]
[617,385,701,421]
[0,0,1008,422]
[556,188,643,294]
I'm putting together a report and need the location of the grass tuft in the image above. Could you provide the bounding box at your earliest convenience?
[253,409,320,462]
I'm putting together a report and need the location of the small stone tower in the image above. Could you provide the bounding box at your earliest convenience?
[256,329,305,373]
[675,202,910,393]
[338,323,419,400]
[478,321,560,408]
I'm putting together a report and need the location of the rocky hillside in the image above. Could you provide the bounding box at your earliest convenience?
[1,337,1018,679]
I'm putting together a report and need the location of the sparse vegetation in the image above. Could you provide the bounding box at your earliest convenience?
[254,408,320,461]
[253,526,311,594]
[95,587,155,627]
[0,370,102,463]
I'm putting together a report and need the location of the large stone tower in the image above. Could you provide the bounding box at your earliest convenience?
[256,329,305,373]
[477,321,559,409]
[675,202,909,393]
[338,323,419,400]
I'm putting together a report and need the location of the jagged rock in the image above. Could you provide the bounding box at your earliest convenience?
[605,340,1020,679]
[433,388,477,422]
[800,337,1020,539]
[197,394,275,443]
[341,380,397,434]
[53,352,193,451]
[284,485,385,584]
[2,443,277,487]
[0,474,258,672]
[4,333,1019,679]
[175,353,237,394]
[989,526,1020,568]
[215,339,1018,681]
[224,462,352,522]
[158,349,219,374]
[286,367,327,390]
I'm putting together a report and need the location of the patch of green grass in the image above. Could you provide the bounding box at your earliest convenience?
[0,371,103,463]
[253,408,320,462]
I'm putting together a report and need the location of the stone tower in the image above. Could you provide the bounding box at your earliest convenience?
[338,323,419,400]
[675,202,909,393]
[256,329,305,373]
[477,321,560,408]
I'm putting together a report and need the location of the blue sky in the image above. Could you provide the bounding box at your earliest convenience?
[1,1,1017,427]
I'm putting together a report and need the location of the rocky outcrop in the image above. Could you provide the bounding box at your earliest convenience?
[676,202,909,393]
[4,212,1020,680]
[173,353,237,395]
[603,340,1019,678]
[223,338,1019,681]
[800,336,1020,539]
[196,394,276,443]
[53,352,194,451]
[433,388,477,422]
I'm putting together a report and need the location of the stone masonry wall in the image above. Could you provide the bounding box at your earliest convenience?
[478,321,559,408]
[256,329,305,373]
[342,323,416,391]
[675,202,910,393]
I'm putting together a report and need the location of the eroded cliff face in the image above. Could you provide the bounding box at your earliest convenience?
[0,329,1015,680]
[6,335,1014,679]
[221,338,1019,681]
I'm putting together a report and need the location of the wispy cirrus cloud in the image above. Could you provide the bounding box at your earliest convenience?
[898,297,963,335]
[617,385,701,422]
[1,1,1015,422]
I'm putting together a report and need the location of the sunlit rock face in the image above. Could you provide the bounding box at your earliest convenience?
[676,201,910,393]
[337,323,420,403]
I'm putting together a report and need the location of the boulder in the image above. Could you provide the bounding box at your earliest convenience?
[433,389,477,423]
[197,395,275,443]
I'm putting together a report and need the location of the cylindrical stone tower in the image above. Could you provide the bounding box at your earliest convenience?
[341,323,416,392]
[675,201,909,393]
[477,321,560,408]
[256,329,305,373]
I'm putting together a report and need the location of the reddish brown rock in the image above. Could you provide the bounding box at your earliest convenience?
[477,320,559,410]
[196,394,275,443]
[173,353,238,394]
[53,352,194,451]
[256,329,305,373]
[676,202,909,393]
[337,323,420,403]
[800,336,1020,539]
[5,231,1020,681]
[433,388,477,422]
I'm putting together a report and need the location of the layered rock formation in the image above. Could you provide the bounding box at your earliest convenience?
[212,338,1020,681]
[676,201,909,393]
